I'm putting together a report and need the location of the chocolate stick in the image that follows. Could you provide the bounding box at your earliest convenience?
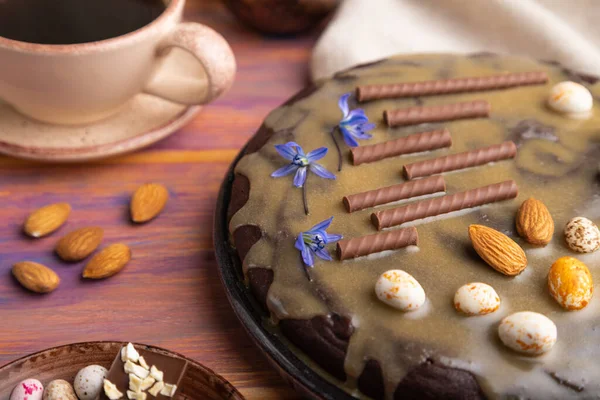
[343,176,446,213]
[357,71,549,102]
[403,141,517,180]
[337,227,418,260]
[384,100,490,127]
[371,180,518,230]
[350,129,452,166]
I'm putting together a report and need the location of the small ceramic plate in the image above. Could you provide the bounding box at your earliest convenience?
[0,97,200,162]
[0,341,244,400]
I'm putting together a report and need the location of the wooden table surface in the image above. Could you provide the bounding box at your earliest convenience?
[0,2,317,398]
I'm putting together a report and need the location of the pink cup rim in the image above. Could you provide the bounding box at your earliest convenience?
[0,0,182,54]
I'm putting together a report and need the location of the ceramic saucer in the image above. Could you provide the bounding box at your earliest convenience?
[0,96,200,162]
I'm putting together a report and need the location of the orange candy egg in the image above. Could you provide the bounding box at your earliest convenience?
[548,256,593,310]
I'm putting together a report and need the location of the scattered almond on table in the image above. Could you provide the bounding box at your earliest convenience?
[11,183,167,294]
[83,243,132,279]
[130,183,169,223]
[12,261,60,294]
[23,202,71,238]
[55,227,104,262]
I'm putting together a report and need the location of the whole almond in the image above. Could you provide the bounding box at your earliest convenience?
[469,225,528,276]
[23,203,71,238]
[130,183,169,223]
[516,198,554,246]
[12,261,60,293]
[83,243,131,279]
[55,227,103,262]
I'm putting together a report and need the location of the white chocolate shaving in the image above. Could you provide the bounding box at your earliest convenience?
[127,390,147,400]
[160,384,177,397]
[140,377,156,391]
[104,379,124,400]
[148,381,164,397]
[123,343,140,363]
[125,360,150,379]
[149,365,163,382]
[129,374,143,393]
[138,356,150,370]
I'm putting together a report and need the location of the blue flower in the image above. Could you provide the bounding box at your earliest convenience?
[338,93,375,147]
[295,217,343,267]
[271,142,335,187]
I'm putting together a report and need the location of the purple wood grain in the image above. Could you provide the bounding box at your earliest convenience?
[0,1,317,398]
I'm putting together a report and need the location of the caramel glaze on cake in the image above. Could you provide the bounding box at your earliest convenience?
[227,53,600,399]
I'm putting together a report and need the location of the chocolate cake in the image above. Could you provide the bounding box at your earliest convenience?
[226,54,600,399]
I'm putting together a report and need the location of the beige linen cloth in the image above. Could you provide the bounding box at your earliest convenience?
[311,0,600,81]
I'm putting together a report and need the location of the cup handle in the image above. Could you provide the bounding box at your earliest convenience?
[143,22,236,105]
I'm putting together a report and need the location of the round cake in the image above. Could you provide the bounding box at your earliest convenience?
[226,53,600,399]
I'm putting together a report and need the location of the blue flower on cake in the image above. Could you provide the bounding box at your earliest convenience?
[330,93,376,171]
[271,142,335,186]
[295,217,342,269]
[337,93,375,147]
[271,142,335,215]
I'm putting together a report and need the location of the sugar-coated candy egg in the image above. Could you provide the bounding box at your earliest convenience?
[375,269,426,311]
[74,364,108,400]
[548,256,593,310]
[498,311,557,355]
[10,379,43,400]
[454,282,500,316]
[548,81,593,118]
[43,380,77,400]
[564,217,600,253]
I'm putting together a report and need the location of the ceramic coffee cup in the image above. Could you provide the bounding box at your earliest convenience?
[0,0,236,125]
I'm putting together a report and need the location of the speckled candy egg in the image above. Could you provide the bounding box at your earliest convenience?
[498,311,557,355]
[43,380,77,400]
[375,269,426,311]
[74,364,108,400]
[454,282,500,316]
[548,81,593,118]
[548,256,593,310]
[10,379,43,400]
[564,217,600,253]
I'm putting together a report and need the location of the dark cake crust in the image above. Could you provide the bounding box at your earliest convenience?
[394,361,485,400]
[280,314,353,381]
[246,267,273,311]
[228,90,486,398]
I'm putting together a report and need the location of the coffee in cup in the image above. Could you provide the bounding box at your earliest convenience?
[0,0,167,45]
[0,0,236,125]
